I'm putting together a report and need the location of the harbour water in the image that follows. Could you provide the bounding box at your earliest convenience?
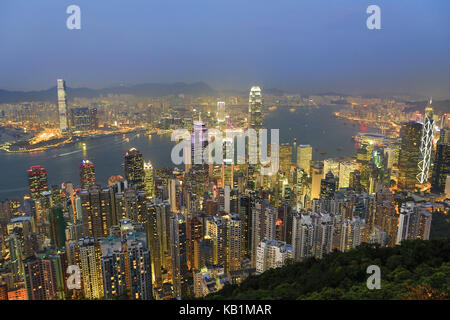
[0,106,369,200]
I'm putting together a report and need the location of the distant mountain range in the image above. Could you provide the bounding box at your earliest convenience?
[0,82,217,104]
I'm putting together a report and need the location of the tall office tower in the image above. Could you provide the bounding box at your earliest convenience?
[320,171,337,199]
[67,237,104,299]
[417,100,434,184]
[292,138,297,164]
[338,161,357,189]
[79,160,96,189]
[168,178,181,213]
[250,200,277,266]
[323,158,340,178]
[255,239,292,274]
[248,86,263,187]
[397,121,422,190]
[57,79,68,132]
[294,168,308,209]
[248,86,263,131]
[27,166,49,200]
[169,213,187,298]
[340,216,366,252]
[192,120,207,166]
[279,143,292,174]
[396,202,432,244]
[217,101,226,123]
[226,214,242,272]
[80,185,113,238]
[101,234,152,300]
[311,163,323,200]
[124,148,145,190]
[431,128,450,193]
[23,257,57,300]
[297,145,313,174]
[144,161,155,199]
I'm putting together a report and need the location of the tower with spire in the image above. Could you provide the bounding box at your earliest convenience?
[417,98,434,184]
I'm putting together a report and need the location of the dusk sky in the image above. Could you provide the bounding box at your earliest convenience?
[1,0,449,98]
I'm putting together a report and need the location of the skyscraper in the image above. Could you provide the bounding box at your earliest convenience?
[297,145,312,174]
[57,79,68,132]
[217,101,226,123]
[80,160,96,189]
[339,161,357,189]
[279,144,292,174]
[431,128,450,193]
[248,87,263,184]
[248,86,263,131]
[144,161,155,199]
[80,185,113,238]
[124,148,145,190]
[27,166,49,200]
[311,163,323,200]
[417,100,434,184]
[398,121,422,190]
[320,171,337,199]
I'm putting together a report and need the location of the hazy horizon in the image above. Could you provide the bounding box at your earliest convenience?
[1,1,450,98]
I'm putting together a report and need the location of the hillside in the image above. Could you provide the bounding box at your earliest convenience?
[207,239,450,300]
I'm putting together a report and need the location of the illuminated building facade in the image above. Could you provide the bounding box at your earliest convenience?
[79,185,113,238]
[80,160,96,189]
[57,79,68,132]
[296,145,312,174]
[417,100,434,184]
[144,161,155,199]
[23,257,57,300]
[217,101,226,123]
[398,122,422,190]
[279,143,292,174]
[68,237,104,300]
[431,128,450,193]
[124,148,145,190]
[27,166,49,200]
[255,238,292,274]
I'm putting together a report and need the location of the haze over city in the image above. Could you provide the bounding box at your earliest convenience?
[1,0,450,98]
